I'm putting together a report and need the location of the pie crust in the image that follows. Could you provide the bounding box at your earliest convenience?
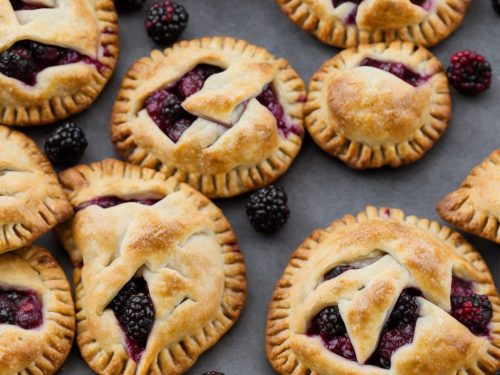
[276,0,471,48]
[57,159,247,374]
[437,149,500,244]
[0,125,72,254]
[266,206,500,375]
[110,36,306,198]
[0,0,119,126]
[0,245,75,375]
[305,41,451,169]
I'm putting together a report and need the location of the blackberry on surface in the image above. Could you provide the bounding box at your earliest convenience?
[316,306,347,338]
[451,294,492,335]
[114,0,146,10]
[246,185,290,233]
[44,123,88,166]
[145,0,189,45]
[324,265,356,281]
[447,51,492,94]
[123,292,155,340]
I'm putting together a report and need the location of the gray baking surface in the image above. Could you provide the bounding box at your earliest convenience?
[21,0,499,373]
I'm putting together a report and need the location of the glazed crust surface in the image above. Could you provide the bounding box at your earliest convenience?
[437,149,500,244]
[111,36,305,198]
[57,159,247,375]
[0,246,75,375]
[276,0,471,48]
[0,125,72,254]
[0,0,119,126]
[266,206,500,375]
[305,42,451,169]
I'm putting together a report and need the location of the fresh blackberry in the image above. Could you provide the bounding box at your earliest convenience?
[246,185,290,233]
[114,0,146,11]
[161,94,184,122]
[324,265,356,281]
[110,279,139,313]
[451,294,492,335]
[44,123,88,166]
[0,298,16,324]
[447,51,492,94]
[123,292,155,340]
[386,289,420,329]
[145,0,189,45]
[493,0,500,14]
[0,47,34,84]
[316,306,346,338]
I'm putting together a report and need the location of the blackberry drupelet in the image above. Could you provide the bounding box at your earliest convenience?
[123,292,155,340]
[44,123,88,166]
[316,306,347,338]
[447,51,492,94]
[145,0,189,45]
[246,185,290,233]
[451,294,492,335]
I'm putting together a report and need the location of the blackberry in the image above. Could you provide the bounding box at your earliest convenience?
[324,265,356,281]
[110,279,139,313]
[0,298,16,324]
[0,47,34,84]
[44,123,88,166]
[123,292,155,340]
[114,0,146,10]
[176,70,204,99]
[161,94,184,122]
[386,289,420,329]
[324,334,357,361]
[493,0,500,14]
[316,306,346,338]
[145,0,189,45]
[451,294,492,335]
[246,185,290,233]
[447,51,492,94]
[376,324,415,369]
[28,41,60,64]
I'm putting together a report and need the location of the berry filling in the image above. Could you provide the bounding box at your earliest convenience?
[75,196,160,212]
[9,0,50,10]
[324,265,356,281]
[108,278,155,362]
[360,58,429,87]
[0,289,43,329]
[144,65,301,143]
[0,40,104,86]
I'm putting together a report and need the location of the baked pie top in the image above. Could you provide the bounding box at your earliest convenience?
[0,0,119,126]
[266,206,500,375]
[111,36,306,198]
[57,159,247,375]
[437,149,500,244]
[306,42,451,169]
[0,245,75,375]
[0,125,72,254]
[276,0,471,48]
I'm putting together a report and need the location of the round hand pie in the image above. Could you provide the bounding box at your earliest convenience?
[276,0,471,48]
[0,0,119,126]
[0,125,72,255]
[305,42,451,169]
[437,149,500,244]
[0,245,75,375]
[266,206,500,375]
[57,159,247,374]
[111,36,306,198]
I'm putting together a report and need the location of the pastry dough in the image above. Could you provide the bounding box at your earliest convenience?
[437,149,500,244]
[276,0,471,47]
[0,125,72,254]
[305,42,451,169]
[0,246,75,375]
[266,206,500,375]
[0,0,119,126]
[111,36,306,198]
[57,159,247,375]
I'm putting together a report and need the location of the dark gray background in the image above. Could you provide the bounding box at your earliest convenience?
[22,0,500,373]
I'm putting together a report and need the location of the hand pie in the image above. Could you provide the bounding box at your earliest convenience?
[437,149,500,244]
[110,36,306,198]
[305,42,451,169]
[0,245,75,375]
[266,206,500,375]
[276,0,471,48]
[0,0,119,126]
[0,125,72,254]
[57,159,247,374]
